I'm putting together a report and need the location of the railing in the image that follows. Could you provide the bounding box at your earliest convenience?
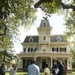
[20,51,71,54]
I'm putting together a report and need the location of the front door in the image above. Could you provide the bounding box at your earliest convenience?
[42,59,46,69]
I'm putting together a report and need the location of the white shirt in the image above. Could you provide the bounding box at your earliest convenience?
[9,67,17,75]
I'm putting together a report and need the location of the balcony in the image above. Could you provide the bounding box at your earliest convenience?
[20,50,71,54]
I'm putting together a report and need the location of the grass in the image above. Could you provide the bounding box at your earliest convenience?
[5,72,75,75]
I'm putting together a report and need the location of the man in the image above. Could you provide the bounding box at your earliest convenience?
[0,62,6,75]
[51,60,59,75]
[56,60,64,75]
[28,60,40,75]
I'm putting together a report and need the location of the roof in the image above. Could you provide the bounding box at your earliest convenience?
[23,36,39,43]
[23,35,67,43]
[39,19,50,27]
[50,35,67,42]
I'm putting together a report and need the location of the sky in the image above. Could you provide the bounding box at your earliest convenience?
[13,8,66,54]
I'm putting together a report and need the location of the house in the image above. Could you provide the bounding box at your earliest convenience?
[18,18,72,71]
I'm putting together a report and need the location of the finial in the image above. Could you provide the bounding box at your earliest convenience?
[43,16,48,20]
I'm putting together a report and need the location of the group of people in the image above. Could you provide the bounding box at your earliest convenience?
[28,59,67,75]
[0,62,17,75]
[0,59,67,75]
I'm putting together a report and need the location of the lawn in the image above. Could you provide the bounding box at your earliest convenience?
[5,72,75,75]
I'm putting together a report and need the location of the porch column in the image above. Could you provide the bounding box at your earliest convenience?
[69,57,72,69]
[34,56,36,61]
[58,47,60,53]
[67,58,70,69]
[51,57,53,68]
[18,58,23,68]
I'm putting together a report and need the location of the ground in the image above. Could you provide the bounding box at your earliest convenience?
[5,72,74,75]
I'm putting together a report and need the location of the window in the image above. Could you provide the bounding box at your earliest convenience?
[24,48,26,52]
[29,37,33,42]
[42,20,47,27]
[52,48,58,52]
[42,47,46,52]
[28,48,30,52]
[60,48,66,52]
[43,22,46,27]
[34,48,37,52]
[56,36,61,42]
[43,36,46,40]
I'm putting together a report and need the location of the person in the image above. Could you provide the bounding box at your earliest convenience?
[56,59,64,75]
[28,60,40,75]
[44,64,50,75]
[0,62,6,75]
[9,63,17,75]
[62,62,67,75]
[51,60,59,75]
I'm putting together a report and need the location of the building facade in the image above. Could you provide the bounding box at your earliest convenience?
[18,19,72,71]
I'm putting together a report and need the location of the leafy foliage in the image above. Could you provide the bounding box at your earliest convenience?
[40,0,62,15]
[0,0,36,47]
[64,11,75,40]
[0,0,36,63]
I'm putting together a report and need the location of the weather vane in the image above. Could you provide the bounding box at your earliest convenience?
[43,16,48,20]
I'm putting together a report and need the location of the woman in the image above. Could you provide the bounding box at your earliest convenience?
[9,64,17,75]
[44,64,50,75]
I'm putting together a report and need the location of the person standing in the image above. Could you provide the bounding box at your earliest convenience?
[56,60,64,75]
[28,60,40,75]
[0,62,6,75]
[44,64,50,75]
[51,60,59,75]
[9,64,17,75]
[62,62,67,75]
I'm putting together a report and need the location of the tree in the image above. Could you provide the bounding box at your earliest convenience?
[64,11,75,68]
[34,0,75,10]
[64,11,75,39]
[0,0,36,57]
[0,0,75,59]
[68,43,75,68]
[0,0,36,35]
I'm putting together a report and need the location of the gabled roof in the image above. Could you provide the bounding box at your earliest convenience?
[23,35,67,43]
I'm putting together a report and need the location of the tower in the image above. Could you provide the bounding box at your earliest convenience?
[37,18,52,52]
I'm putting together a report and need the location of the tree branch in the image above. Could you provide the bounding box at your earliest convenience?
[34,0,75,11]
[0,24,7,36]
[34,0,52,8]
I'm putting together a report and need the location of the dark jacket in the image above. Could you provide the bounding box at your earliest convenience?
[0,66,6,75]
[52,64,58,75]
[57,60,63,75]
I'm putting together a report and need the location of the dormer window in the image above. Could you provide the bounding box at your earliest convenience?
[44,22,46,27]
[42,20,47,27]
[29,37,33,42]
[56,36,61,42]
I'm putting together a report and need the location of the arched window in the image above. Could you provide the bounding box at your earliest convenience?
[43,36,46,40]
[29,37,33,42]
[43,22,46,27]
[56,36,61,42]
